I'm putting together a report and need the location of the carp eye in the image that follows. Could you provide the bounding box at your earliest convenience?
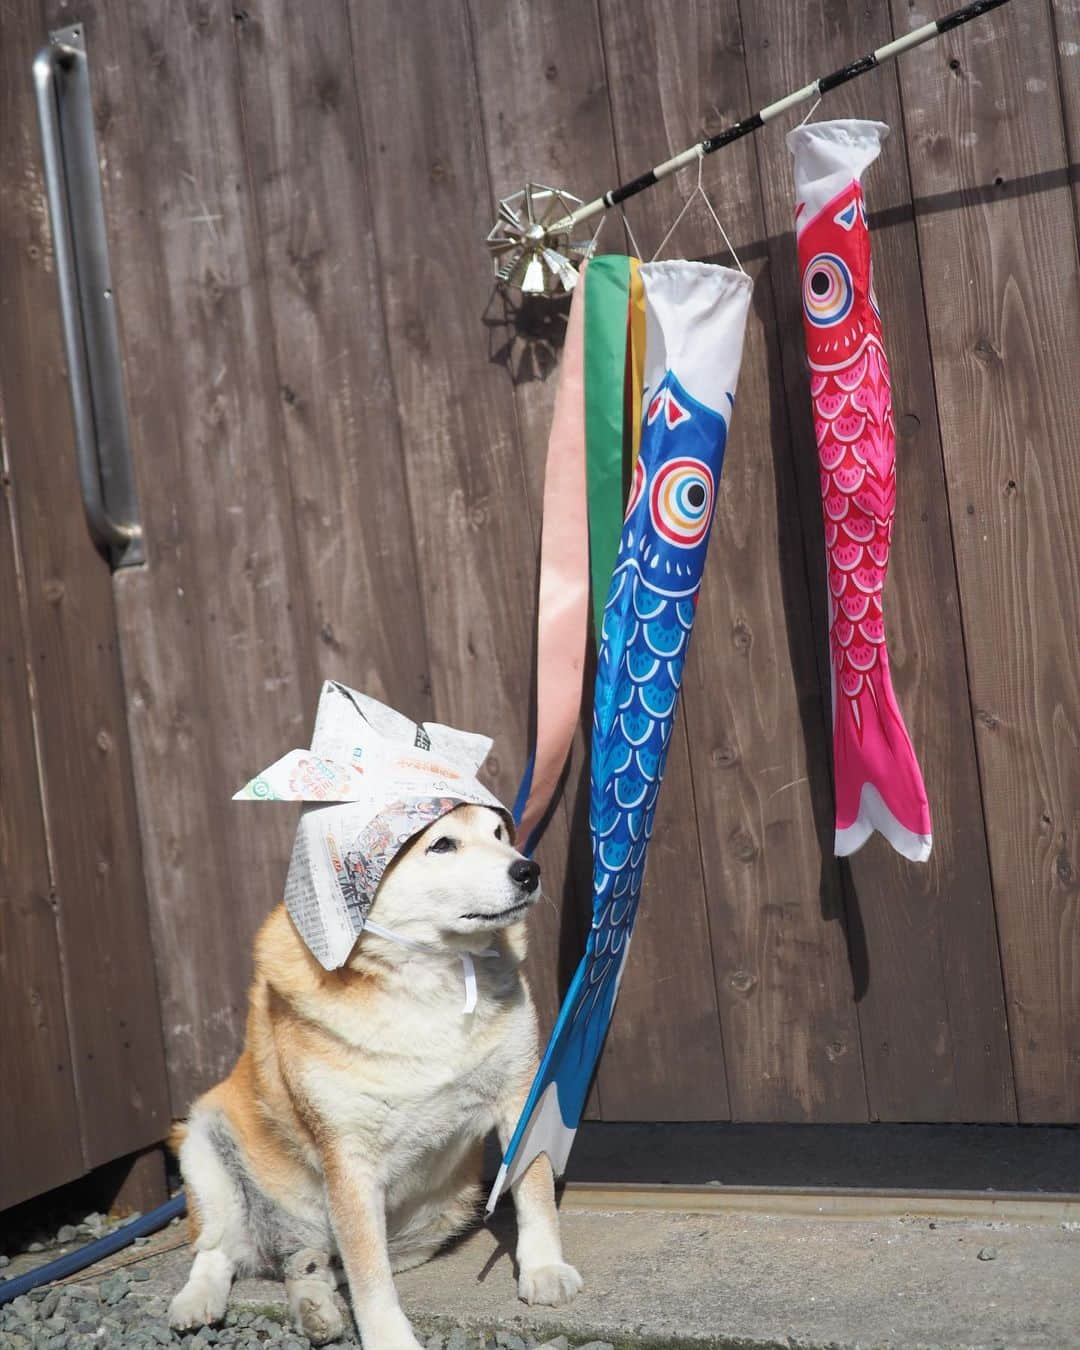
[803,252,854,327]
[649,456,715,548]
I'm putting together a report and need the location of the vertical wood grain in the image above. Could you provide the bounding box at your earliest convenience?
[230,3,431,712]
[736,0,1015,1120]
[891,0,1080,1120]
[42,0,316,1110]
[0,0,170,1172]
[0,449,83,1208]
[338,0,585,1038]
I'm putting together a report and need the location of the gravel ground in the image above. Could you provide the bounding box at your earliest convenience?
[0,1277,612,1350]
[0,1213,612,1350]
[4,1192,1079,1348]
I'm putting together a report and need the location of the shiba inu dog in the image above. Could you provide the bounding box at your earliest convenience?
[168,804,581,1349]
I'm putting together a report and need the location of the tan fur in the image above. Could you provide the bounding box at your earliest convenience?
[169,805,581,1350]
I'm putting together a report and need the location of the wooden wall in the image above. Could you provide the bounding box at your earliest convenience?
[0,1,170,1209]
[10,0,1077,1128]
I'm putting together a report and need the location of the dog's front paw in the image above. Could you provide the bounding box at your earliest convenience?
[168,1280,227,1330]
[518,1260,583,1307]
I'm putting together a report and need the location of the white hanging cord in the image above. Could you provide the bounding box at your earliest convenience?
[697,155,745,276]
[580,209,607,261]
[651,150,745,275]
[620,208,643,261]
[796,95,824,128]
[362,918,498,1015]
[650,184,699,263]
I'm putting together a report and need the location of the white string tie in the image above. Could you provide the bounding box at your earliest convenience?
[362,918,498,1015]
[651,149,745,274]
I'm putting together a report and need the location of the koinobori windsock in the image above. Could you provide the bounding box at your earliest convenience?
[787,120,931,862]
[488,260,753,1211]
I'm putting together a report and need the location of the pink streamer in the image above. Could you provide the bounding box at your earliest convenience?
[517,273,590,845]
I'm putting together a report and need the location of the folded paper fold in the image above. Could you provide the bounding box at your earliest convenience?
[236,681,511,969]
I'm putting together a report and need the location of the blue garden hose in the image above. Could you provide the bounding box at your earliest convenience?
[0,1191,187,1307]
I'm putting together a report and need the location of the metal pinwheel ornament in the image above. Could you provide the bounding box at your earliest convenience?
[485,183,595,296]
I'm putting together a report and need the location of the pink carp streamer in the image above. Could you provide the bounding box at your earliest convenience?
[788,120,931,862]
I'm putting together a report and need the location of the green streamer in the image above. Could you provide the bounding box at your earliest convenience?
[584,255,631,644]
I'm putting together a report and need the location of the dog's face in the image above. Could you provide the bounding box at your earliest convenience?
[370,804,540,944]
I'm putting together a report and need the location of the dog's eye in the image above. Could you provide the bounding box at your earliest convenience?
[494,824,503,841]
[427,836,457,854]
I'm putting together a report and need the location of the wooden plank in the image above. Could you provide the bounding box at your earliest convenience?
[596,0,869,1121]
[0,456,83,1210]
[1053,0,1080,239]
[467,0,731,1118]
[333,0,589,1043]
[0,0,170,1172]
[890,0,1080,1120]
[40,0,317,1110]
[735,0,1015,1121]
[230,3,430,711]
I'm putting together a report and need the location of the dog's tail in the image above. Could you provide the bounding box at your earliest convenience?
[165,1119,202,1243]
[166,1119,188,1157]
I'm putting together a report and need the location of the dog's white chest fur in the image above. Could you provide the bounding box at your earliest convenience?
[295,948,536,1187]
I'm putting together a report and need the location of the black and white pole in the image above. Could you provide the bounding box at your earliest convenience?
[487,0,1014,294]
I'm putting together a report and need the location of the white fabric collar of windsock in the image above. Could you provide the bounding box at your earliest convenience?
[234,681,512,979]
[786,118,889,235]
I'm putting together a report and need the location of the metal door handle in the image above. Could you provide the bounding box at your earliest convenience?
[33,24,143,567]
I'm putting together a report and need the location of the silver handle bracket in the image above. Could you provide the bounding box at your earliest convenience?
[34,22,144,568]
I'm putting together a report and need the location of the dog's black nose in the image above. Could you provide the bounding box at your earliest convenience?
[509,858,541,893]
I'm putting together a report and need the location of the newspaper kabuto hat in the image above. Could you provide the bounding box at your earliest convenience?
[234,681,512,969]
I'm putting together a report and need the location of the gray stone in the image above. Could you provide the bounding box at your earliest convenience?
[39,1288,62,1320]
[11,1295,37,1321]
[494,1334,527,1350]
[56,1227,79,1245]
[446,1330,471,1350]
[426,1335,445,1350]
[62,1286,99,1303]
[99,1274,129,1305]
[26,1242,45,1253]
[534,1339,569,1350]
[978,1246,999,1261]
[146,1324,175,1345]
[577,1344,615,1349]
[0,1253,9,1267]
[130,1267,152,1282]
